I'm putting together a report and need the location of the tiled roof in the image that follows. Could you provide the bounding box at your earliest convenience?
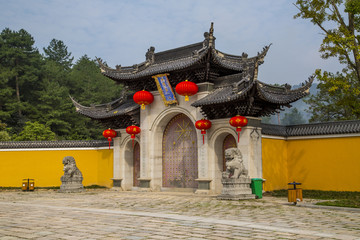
[261,120,360,137]
[0,140,110,149]
[191,81,255,106]
[98,42,209,80]
[193,76,313,108]
[97,24,269,84]
[210,45,270,71]
[191,73,313,118]
[70,94,140,128]
[256,77,313,104]
[71,96,139,120]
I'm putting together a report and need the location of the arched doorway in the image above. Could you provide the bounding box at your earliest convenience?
[222,134,237,171]
[162,113,198,188]
[133,142,140,187]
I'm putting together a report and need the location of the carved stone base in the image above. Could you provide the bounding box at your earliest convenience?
[58,181,84,193]
[217,176,255,200]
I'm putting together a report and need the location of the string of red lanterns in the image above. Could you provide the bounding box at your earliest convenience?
[175,80,198,101]
[102,128,117,149]
[133,90,154,110]
[126,125,141,147]
[229,115,248,142]
[195,119,212,144]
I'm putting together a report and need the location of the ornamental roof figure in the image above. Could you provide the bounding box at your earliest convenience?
[71,23,313,127]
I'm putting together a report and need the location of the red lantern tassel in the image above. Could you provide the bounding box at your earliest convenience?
[201,130,206,144]
[131,134,135,148]
[108,137,111,149]
[236,128,242,142]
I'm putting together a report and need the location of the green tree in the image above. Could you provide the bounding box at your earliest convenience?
[68,55,123,105]
[14,121,56,141]
[36,60,73,137]
[0,121,11,141]
[64,55,124,140]
[0,64,14,121]
[36,52,123,140]
[281,108,307,125]
[0,28,42,129]
[43,39,73,70]
[294,0,360,121]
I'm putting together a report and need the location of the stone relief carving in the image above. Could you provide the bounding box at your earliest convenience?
[250,128,260,142]
[59,156,84,193]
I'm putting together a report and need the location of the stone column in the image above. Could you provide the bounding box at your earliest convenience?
[111,134,122,189]
[194,94,213,194]
[138,105,152,189]
[237,117,262,179]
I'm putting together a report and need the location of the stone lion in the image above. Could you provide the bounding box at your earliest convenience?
[223,148,248,179]
[60,156,83,183]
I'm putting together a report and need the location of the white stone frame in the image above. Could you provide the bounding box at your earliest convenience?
[113,131,140,191]
[147,107,197,190]
[208,124,238,194]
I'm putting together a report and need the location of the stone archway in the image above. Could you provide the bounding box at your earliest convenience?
[162,113,198,188]
[222,134,237,171]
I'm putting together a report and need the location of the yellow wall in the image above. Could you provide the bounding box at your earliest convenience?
[262,138,288,191]
[0,149,113,188]
[1,136,359,191]
[262,136,360,192]
[287,137,360,192]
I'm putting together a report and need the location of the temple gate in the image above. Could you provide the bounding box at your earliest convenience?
[72,23,313,193]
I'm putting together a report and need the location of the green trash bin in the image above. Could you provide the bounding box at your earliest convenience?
[251,178,263,199]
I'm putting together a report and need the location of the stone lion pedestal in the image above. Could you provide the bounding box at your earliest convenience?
[58,156,84,193]
[217,148,255,200]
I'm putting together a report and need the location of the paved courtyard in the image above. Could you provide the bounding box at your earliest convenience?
[0,189,359,240]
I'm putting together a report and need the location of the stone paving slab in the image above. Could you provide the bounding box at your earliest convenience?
[0,189,359,239]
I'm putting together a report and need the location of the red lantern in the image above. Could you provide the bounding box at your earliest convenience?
[126,125,141,147]
[133,90,154,110]
[102,128,117,149]
[175,80,198,101]
[229,115,248,142]
[195,119,212,144]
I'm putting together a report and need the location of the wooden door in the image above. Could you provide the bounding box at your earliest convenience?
[133,142,140,187]
[162,114,198,188]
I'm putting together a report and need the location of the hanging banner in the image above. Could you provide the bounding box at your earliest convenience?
[152,73,178,106]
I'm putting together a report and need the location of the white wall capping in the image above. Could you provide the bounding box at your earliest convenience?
[262,133,360,140]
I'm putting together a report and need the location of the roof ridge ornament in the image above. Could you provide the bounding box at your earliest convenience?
[203,22,216,48]
[96,57,113,73]
[208,22,215,48]
[145,46,155,63]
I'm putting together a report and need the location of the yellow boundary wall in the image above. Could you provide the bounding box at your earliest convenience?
[262,135,360,192]
[0,148,113,188]
[1,135,359,191]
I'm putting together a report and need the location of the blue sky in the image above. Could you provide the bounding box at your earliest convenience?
[0,0,342,85]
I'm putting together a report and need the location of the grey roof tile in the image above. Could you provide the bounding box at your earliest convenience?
[261,120,360,137]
